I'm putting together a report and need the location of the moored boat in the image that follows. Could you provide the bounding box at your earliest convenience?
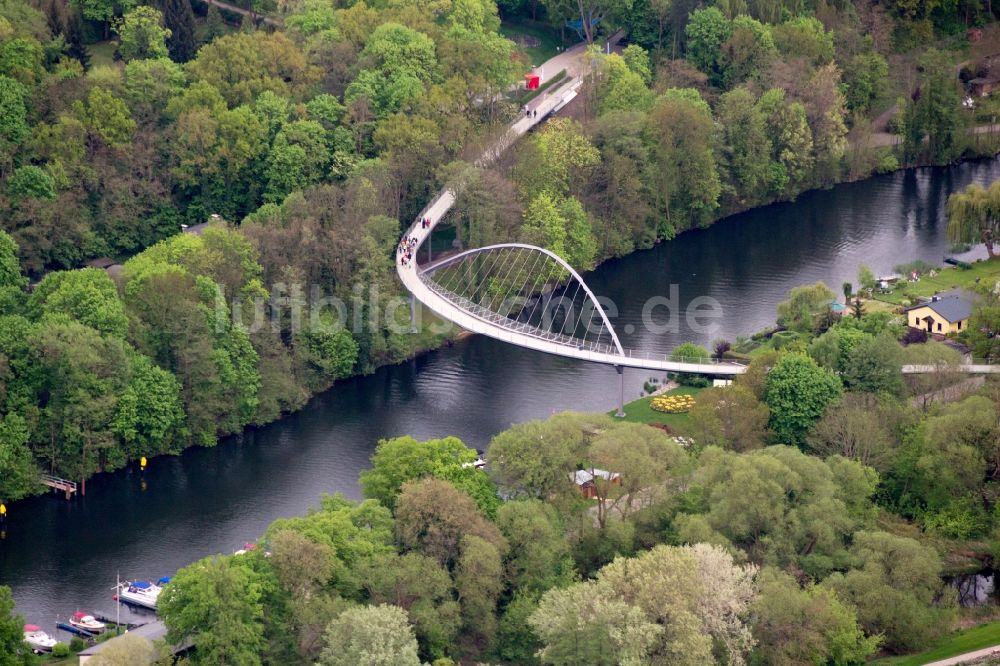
[114,580,162,610]
[23,624,57,653]
[69,611,106,634]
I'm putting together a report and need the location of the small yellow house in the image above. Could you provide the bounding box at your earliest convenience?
[905,296,972,335]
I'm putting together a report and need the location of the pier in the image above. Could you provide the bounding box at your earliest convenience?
[40,475,78,500]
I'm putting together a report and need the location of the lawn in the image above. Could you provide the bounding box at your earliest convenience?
[500,20,566,67]
[873,620,1000,665]
[873,256,1000,306]
[608,385,707,429]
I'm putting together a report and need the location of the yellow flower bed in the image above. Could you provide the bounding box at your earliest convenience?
[650,394,696,414]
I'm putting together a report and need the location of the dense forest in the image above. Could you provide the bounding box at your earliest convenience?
[0,0,997,501]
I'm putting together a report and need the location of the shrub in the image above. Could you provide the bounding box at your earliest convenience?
[902,327,928,345]
[893,260,936,276]
[52,643,71,658]
[70,636,87,652]
[650,394,696,413]
[713,339,731,360]
[670,342,711,362]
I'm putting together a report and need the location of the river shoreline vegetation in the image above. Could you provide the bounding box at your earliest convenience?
[1,0,1000,658]
[0,0,997,503]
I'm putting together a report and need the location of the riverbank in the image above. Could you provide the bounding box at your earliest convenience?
[5,154,999,634]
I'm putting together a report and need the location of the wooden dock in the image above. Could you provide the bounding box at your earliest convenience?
[40,475,78,499]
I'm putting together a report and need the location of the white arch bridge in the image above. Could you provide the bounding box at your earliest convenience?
[394,76,998,415]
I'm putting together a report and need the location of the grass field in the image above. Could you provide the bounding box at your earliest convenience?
[873,620,1000,665]
[608,385,707,429]
[500,20,565,67]
[873,256,1000,305]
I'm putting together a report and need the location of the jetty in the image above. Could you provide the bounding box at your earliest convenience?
[40,475,77,500]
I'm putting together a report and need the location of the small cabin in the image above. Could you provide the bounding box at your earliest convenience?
[571,468,621,500]
[905,295,972,335]
[969,77,999,98]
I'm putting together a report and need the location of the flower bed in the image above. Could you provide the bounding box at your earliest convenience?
[650,394,696,414]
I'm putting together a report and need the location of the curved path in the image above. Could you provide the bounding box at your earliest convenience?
[396,71,746,376]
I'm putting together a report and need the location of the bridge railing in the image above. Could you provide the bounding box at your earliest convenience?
[421,276,749,368]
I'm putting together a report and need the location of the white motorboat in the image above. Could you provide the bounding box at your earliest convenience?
[69,611,106,633]
[23,624,57,653]
[114,580,162,610]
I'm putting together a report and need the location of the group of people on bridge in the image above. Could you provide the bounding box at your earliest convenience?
[398,236,419,267]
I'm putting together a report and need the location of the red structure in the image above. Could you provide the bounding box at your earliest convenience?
[525,73,540,90]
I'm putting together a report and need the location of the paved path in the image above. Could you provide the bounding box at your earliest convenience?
[922,644,1000,665]
[869,123,1000,148]
[194,0,281,27]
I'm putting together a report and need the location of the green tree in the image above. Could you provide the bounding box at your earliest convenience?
[775,281,835,333]
[73,87,136,151]
[967,299,1000,361]
[160,555,266,665]
[72,0,136,37]
[687,384,769,452]
[29,268,129,338]
[111,353,186,459]
[532,543,758,665]
[517,118,600,201]
[203,4,225,43]
[752,568,880,665]
[114,6,170,61]
[844,52,889,115]
[32,319,130,481]
[823,531,955,652]
[0,230,26,291]
[647,89,721,233]
[359,552,460,660]
[841,331,904,396]
[496,499,572,593]
[360,435,499,516]
[680,446,876,575]
[318,604,422,666]
[0,585,33,666]
[720,15,775,88]
[0,75,27,167]
[455,534,504,643]
[946,178,1000,258]
[163,0,196,62]
[0,37,44,87]
[771,16,834,65]
[587,421,689,527]
[902,49,963,164]
[0,414,36,501]
[808,392,898,471]
[684,7,731,80]
[496,590,543,665]
[7,165,55,203]
[717,87,772,207]
[757,88,813,196]
[394,477,506,568]
[765,354,842,446]
[487,412,599,501]
[529,582,663,665]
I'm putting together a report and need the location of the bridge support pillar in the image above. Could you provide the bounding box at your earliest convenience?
[409,294,418,334]
[614,365,625,418]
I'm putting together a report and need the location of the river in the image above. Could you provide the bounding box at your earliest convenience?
[2,157,1000,632]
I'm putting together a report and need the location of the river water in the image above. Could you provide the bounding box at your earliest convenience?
[3,158,1000,632]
